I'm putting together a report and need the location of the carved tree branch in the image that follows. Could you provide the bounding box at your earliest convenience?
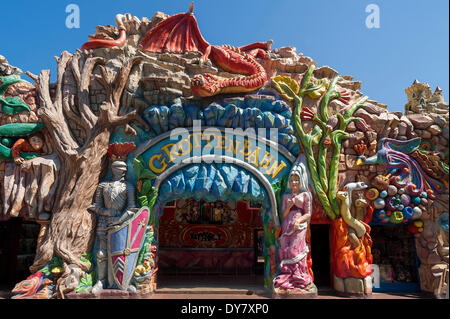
[77,57,103,130]
[93,56,148,135]
[62,94,86,132]
[98,104,150,132]
[36,68,79,157]
[54,52,72,108]
[112,57,143,108]
[94,65,112,98]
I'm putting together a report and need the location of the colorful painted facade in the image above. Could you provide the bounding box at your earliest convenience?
[0,5,448,299]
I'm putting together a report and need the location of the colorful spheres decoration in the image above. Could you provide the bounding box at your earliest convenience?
[403,206,414,219]
[390,211,404,224]
[366,179,426,227]
[379,190,388,198]
[366,188,379,200]
[412,196,421,206]
[387,185,397,196]
[412,206,422,219]
[401,194,411,206]
[374,198,385,209]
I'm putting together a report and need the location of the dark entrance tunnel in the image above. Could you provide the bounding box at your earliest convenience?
[310,224,332,288]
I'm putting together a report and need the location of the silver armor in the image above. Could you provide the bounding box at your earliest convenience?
[89,161,138,293]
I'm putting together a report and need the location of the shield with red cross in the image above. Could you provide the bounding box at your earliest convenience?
[107,206,150,290]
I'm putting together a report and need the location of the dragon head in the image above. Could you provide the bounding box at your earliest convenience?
[191,73,219,97]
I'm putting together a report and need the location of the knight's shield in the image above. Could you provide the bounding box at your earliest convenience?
[107,206,150,290]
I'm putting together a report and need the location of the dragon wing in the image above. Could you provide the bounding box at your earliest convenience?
[140,6,210,54]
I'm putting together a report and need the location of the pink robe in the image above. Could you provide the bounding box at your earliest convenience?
[273,192,313,289]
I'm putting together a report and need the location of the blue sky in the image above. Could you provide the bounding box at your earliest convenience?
[1,0,448,113]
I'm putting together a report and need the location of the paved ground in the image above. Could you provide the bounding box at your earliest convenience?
[0,274,440,299]
[152,290,431,299]
[152,274,433,299]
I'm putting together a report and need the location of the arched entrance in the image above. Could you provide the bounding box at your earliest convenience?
[153,158,279,290]
[152,156,278,289]
[131,128,298,289]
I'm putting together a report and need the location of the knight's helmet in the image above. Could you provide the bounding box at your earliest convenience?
[107,142,136,176]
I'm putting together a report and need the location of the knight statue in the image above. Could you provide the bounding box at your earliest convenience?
[88,142,139,294]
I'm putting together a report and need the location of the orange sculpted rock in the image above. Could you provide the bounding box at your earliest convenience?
[331,218,373,279]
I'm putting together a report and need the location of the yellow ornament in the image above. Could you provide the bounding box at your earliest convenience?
[414,220,424,228]
[306,79,329,99]
[51,266,63,275]
[366,188,379,201]
[272,76,300,101]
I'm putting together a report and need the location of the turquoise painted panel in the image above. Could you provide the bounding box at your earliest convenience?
[156,162,271,216]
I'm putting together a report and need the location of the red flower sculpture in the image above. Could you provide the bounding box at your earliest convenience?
[354,142,367,156]
[300,106,315,121]
[338,89,351,105]
[323,137,332,146]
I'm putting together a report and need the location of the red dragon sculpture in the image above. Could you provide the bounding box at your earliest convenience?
[81,14,127,51]
[81,3,271,97]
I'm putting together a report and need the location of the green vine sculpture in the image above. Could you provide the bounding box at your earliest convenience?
[132,155,159,266]
[273,65,368,219]
[76,253,96,293]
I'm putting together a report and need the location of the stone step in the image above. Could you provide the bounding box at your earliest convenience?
[155,275,267,295]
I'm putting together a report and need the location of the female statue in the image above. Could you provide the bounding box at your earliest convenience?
[273,161,316,293]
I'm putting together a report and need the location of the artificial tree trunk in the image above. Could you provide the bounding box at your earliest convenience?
[25,50,148,297]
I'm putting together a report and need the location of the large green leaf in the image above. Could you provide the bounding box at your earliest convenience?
[133,156,145,179]
[0,96,31,114]
[133,156,158,181]
[141,180,152,195]
[0,123,44,137]
[76,271,95,293]
[138,195,149,207]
